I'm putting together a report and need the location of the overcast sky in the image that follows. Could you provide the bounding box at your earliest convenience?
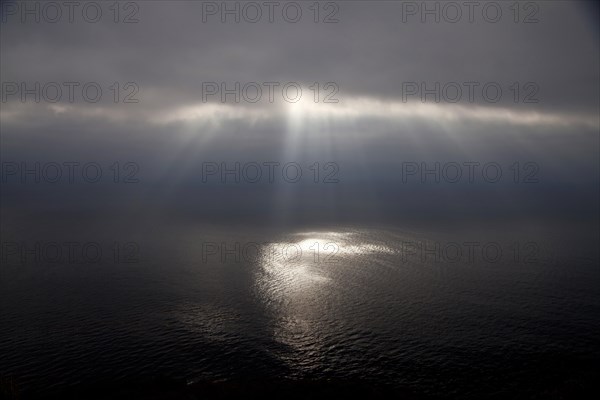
[1,1,598,227]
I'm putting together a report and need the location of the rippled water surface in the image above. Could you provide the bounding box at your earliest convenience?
[1,222,599,398]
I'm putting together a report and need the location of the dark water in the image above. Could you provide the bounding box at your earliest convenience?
[1,214,599,399]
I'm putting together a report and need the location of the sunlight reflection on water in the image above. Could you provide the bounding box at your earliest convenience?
[254,230,396,372]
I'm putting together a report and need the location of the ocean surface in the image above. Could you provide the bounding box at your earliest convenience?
[1,215,599,399]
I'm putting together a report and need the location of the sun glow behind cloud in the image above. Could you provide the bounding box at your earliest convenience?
[3,96,596,130]
[144,97,599,130]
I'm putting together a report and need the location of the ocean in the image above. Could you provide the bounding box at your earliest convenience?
[2,215,598,399]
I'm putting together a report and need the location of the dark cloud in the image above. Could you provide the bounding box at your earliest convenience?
[1,1,598,112]
[0,1,598,230]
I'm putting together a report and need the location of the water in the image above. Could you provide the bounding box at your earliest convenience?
[1,217,598,399]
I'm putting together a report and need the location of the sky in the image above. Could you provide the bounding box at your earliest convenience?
[1,0,598,229]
